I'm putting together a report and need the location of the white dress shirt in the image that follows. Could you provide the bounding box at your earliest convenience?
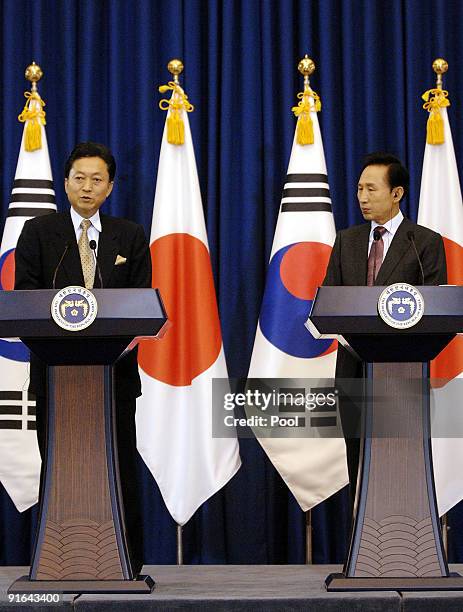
[368,210,404,258]
[70,207,102,254]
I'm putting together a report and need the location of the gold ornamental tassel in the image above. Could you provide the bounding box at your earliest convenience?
[292,55,320,145]
[298,112,313,145]
[167,103,185,145]
[158,60,194,145]
[18,62,46,152]
[422,88,449,145]
[426,107,444,145]
[298,116,313,144]
[292,89,321,145]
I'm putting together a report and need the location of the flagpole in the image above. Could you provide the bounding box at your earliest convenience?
[297,56,317,567]
[442,514,449,556]
[431,57,449,558]
[176,524,184,565]
[168,58,186,568]
[305,510,313,564]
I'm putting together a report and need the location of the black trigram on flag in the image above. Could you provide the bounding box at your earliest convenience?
[0,391,36,431]
[308,386,338,428]
[281,173,332,213]
[277,387,338,428]
[8,178,56,219]
[309,409,338,429]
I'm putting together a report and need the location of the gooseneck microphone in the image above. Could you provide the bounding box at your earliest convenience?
[89,240,104,288]
[52,242,70,289]
[407,231,425,285]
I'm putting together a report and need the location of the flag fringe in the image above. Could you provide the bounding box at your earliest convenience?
[292,89,321,145]
[18,91,46,152]
[159,81,194,145]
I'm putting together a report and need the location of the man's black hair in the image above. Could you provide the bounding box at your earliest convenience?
[361,152,409,200]
[64,142,116,181]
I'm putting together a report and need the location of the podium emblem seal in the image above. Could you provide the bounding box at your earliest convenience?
[51,286,98,331]
[378,283,424,329]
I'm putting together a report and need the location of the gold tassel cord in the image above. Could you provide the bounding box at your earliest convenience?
[291,89,321,145]
[18,91,46,151]
[422,88,450,145]
[159,81,194,145]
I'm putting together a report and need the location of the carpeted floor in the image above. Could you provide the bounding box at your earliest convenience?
[1,564,463,611]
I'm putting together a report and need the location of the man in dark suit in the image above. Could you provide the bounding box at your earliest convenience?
[323,152,447,505]
[15,142,151,573]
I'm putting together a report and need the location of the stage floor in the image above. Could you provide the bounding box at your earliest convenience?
[2,564,463,611]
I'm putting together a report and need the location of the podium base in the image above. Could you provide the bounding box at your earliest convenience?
[8,574,155,594]
[326,572,463,591]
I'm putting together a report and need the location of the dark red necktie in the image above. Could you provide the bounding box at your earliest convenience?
[367,226,386,286]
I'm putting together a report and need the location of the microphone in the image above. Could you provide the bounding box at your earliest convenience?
[407,231,425,285]
[89,240,103,288]
[52,242,70,289]
[373,228,382,242]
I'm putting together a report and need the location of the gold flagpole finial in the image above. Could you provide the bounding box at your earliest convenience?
[432,58,448,90]
[25,61,43,93]
[159,59,193,145]
[422,58,449,145]
[298,55,315,92]
[292,55,320,145]
[19,61,46,151]
[167,59,184,85]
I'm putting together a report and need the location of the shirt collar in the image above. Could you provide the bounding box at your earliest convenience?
[70,207,102,233]
[370,209,403,238]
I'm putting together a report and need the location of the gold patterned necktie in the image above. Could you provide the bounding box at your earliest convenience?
[78,219,95,289]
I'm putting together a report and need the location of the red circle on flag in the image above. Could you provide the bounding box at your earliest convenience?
[443,237,463,285]
[138,233,222,386]
[280,242,332,300]
[431,237,463,384]
[431,336,463,386]
[0,250,15,290]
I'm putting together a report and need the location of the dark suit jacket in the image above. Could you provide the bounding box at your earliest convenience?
[323,216,447,378]
[14,211,152,398]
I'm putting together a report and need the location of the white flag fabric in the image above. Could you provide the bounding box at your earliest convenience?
[0,100,56,511]
[247,106,348,511]
[136,91,241,526]
[417,106,463,516]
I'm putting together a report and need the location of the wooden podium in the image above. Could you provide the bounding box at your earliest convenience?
[5,288,167,594]
[308,285,463,591]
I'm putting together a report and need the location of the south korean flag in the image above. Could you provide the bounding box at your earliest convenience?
[0,92,56,511]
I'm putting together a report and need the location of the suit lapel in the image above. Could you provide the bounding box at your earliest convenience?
[53,213,85,286]
[97,214,119,287]
[375,218,412,285]
[351,224,370,285]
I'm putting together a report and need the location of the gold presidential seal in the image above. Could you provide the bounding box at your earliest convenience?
[51,286,98,331]
[377,283,425,329]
